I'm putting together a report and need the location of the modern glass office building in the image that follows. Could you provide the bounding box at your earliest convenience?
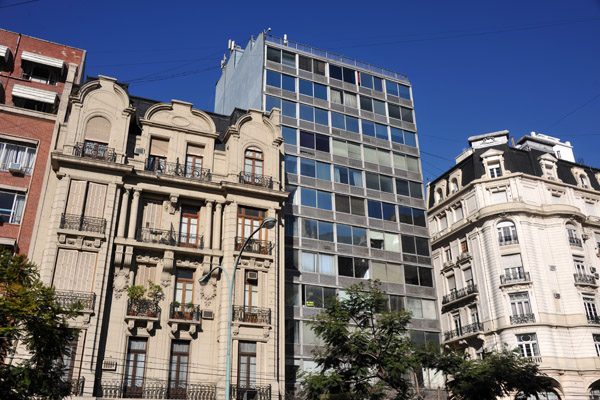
[215,32,441,392]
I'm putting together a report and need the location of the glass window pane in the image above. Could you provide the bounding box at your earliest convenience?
[419,268,433,287]
[415,237,430,256]
[314,83,327,100]
[301,188,316,207]
[282,100,296,118]
[317,191,332,210]
[302,252,316,272]
[314,60,326,75]
[302,219,318,239]
[266,70,281,88]
[315,108,329,125]
[353,227,367,246]
[378,150,391,166]
[370,231,384,249]
[382,203,396,221]
[316,162,331,181]
[285,155,297,174]
[380,175,394,193]
[346,116,359,133]
[390,127,404,144]
[300,158,316,177]
[344,92,357,108]
[401,107,414,123]
[398,206,413,224]
[368,200,382,219]
[332,139,347,157]
[422,300,436,319]
[343,68,356,84]
[305,285,322,307]
[387,263,403,284]
[361,121,375,137]
[406,156,419,172]
[405,265,419,285]
[318,221,334,242]
[398,85,411,100]
[407,298,423,318]
[299,104,314,122]
[349,169,362,187]
[315,135,329,152]
[388,103,401,119]
[373,99,386,115]
[300,131,314,149]
[384,233,400,252]
[393,153,407,170]
[402,235,416,254]
[386,80,399,96]
[360,73,373,89]
[331,112,345,129]
[372,262,387,281]
[375,124,388,140]
[337,224,352,244]
[299,56,312,72]
[282,51,295,67]
[347,143,361,160]
[338,256,353,276]
[267,47,281,63]
[350,197,365,216]
[320,254,334,275]
[373,77,383,92]
[363,147,378,164]
[409,181,423,199]
[354,258,369,278]
[330,88,342,104]
[299,79,313,96]
[413,209,426,227]
[334,166,348,184]
[366,172,380,190]
[335,195,350,213]
[360,96,373,112]
[282,126,297,146]
[404,131,417,147]
[329,65,342,80]
[396,179,409,196]
[282,74,295,92]
[265,95,280,111]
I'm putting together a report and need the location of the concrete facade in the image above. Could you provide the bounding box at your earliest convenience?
[427,131,600,399]
[28,75,287,399]
[0,29,85,254]
[215,32,443,396]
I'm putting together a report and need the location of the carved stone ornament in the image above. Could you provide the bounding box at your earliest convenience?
[239,257,270,270]
[113,269,129,299]
[232,325,239,336]
[136,253,161,265]
[58,233,67,244]
[200,280,217,306]
[176,258,203,269]
[263,327,271,338]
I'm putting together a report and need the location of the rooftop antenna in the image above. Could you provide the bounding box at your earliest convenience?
[283,34,288,45]
[220,54,227,69]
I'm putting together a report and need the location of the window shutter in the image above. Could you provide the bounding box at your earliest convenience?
[150,137,169,157]
[186,144,204,156]
[83,183,107,218]
[66,180,87,215]
[142,200,162,229]
[84,116,111,143]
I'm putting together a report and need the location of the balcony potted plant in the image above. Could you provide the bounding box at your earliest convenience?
[185,301,195,320]
[146,281,164,317]
[126,285,145,316]
[172,300,181,319]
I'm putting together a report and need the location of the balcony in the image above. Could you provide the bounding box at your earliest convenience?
[588,316,600,325]
[238,171,273,189]
[54,290,96,312]
[232,306,271,324]
[60,213,106,234]
[169,302,201,321]
[69,377,85,396]
[235,236,273,255]
[73,142,116,162]
[100,380,216,399]
[498,235,519,246]
[525,356,542,364]
[230,384,271,400]
[574,273,598,287]
[145,159,211,182]
[136,227,204,249]
[510,313,536,325]
[442,283,478,305]
[126,298,160,318]
[500,270,531,285]
[569,237,583,247]
[443,322,483,341]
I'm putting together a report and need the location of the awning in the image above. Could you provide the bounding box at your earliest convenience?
[21,51,64,71]
[0,237,16,247]
[12,84,58,104]
[0,45,10,62]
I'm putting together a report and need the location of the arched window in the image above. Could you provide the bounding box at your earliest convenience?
[81,116,112,161]
[450,178,459,194]
[590,380,600,400]
[566,223,581,247]
[580,173,590,188]
[242,148,265,186]
[435,188,443,204]
[497,220,518,246]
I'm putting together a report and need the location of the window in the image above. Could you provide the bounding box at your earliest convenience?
[267,47,295,67]
[488,162,502,178]
[299,79,327,100]
[510,292,532,318]
[303,285,336,307]
[22,60,59,85]
[396,179,423,199]
[452,312,462,336]
[285,215,297,237]
[444,246,452,262]
[298,55,325,75]
[386,80,411,100]
[388,295,404,311]
[567,223,581,246]
[335,195,365,216]
[594,334,600,356]
[407,265,432,287]
[266,70,295,91]
[301,218,333,242]
[237,207,269,244]
[238,342,257,390]
[460,239,469,254]
[371,262,404,284]
[358,72,383,91]
[580,174,590,188]
[470,306,480,325]
[174,269,194,317]
[0,191,26,224]
[369,231,400,252]
[244,270,259,313]
[59,339,79,382]
[398,207,426,226]
[334,166,362,187]
[338,256,369,278]
[450,178,459,193]
[497,221,518,246]
[64,180,107,231]
[502,254,525,283]
[179,206,199,247]
[285,283,300,307]
[401,235,430,256]
[367,200,396,221]
[330,112,359,133]
[300,131,330,152]
[316,161,331,180]
[266,96,297,118]
[584,295,599,322]
[285,155,297,174]
[168,341,189,398]
[12,96,56,113]
[285,320,300,344]
[491,189,508,204]
[407,298,437,319]
[147,137,168,172]
[244,148,264,183]
[300,188,331,210]
[281,126,297,146]
[300,158,316,177]
[0,140,37,174]
[299,105,328,125]
[516,333,539,357]
[124,338,147,397]
[302,252,334,275]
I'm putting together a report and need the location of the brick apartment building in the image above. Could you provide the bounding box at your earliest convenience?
[0,29,85,254]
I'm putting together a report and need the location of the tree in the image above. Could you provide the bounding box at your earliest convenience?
[300,280,557,400]
[418,347,558,400]
[0,252,80,400]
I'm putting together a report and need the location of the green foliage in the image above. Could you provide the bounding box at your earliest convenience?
[126,284,146,300]
[147,280,164,301]
[300,280,417,400]
[0,252,80,400]
[417,345,558,400]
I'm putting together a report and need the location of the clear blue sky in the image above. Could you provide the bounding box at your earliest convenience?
[3,0,599,181]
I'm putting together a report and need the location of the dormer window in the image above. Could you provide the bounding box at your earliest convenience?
[571,167,591,190]
[488,162,502,178]
[450,178,459,193]
[435,188,444,204]
[580,174,589,189]
[480,148,506,180]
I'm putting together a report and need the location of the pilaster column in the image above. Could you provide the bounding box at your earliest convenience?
[212,202,223,250]
[117,188,131,238]
[127,189,141,239]
[204,201,213,250]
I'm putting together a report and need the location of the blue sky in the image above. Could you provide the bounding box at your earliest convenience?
[3,0,599,181]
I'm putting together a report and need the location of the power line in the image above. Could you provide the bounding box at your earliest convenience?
[545,91,600,130]
[0,0,39,9]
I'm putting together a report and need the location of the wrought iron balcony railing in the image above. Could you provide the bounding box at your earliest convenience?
[569,237,583,247]
[587,316,600,325]
[73,142,117,162]
[60,213,107,234]
[574,273,597,285]
[232,306,271,324]
[442,283,478,305]
[145,159,211,182]
[510,313,536,325]
[69,377,85,396]
[100,379,216,399]
[169,302,201,321]
[500,270,530,285]
[136,227,204,249]
[234,236,273,255]
[443,322,483,341]
[230,384,271,400]
[126,298,160,318]
[238,172,273,189]
[54,290,96,311]
[525,356,542,364]
[498,235,519,246]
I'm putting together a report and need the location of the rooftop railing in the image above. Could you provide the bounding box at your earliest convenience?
[232,306,271,325]
[442,283,478,305]
[60,213,106,234]
[73,142,116,162]
[265,34,409,82]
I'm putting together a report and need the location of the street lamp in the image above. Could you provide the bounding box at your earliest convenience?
[199,216,277,400]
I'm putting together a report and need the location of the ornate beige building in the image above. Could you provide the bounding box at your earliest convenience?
[427,131,600,399]
[28,75,287,399]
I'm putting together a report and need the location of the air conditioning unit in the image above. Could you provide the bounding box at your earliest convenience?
[201,310,214,320]
[550,265,556,271]
[591,267,597,273]
[133,147,145,155]
[582,233,590,240]
[8,162,22,173]
[554,293,561,299]
[247,271,259,281]
[595,273,600,279]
